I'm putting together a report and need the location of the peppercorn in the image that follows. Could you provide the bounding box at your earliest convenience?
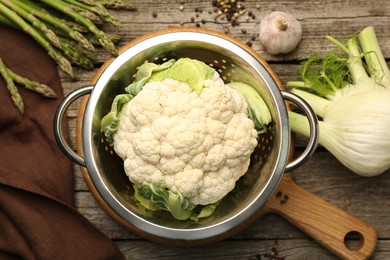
[212,0,251,25]
[152,12,158,18]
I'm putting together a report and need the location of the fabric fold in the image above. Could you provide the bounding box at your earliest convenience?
[0,25,124,260]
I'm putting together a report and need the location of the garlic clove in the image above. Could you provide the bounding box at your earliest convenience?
[259,11,302,55]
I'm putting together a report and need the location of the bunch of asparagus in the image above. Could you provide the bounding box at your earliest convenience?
[0,0,135,114]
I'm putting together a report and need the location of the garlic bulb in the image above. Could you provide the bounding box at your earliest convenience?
[259,11,302,55]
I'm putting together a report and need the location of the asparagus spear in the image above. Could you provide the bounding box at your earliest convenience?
[13,0,95,53]
[57,37,95,70]
[0,2,73,77]
[96,0,136,10]
[75,0,98,5]
[6,68,57,98]
[0,5,95,71]
[0,13,18,29]
[0,58,24,114]
[0,0,136,113]
[1,0,61,48]
[39,0,118,57]
[87,33,122,45]
[64,0,122,28]
[59,35,96,60]
[68,5,104,25]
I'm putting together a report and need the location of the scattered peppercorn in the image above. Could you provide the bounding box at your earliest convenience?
[152,12,158,18]
[212,0,247,24]
[275,191,282,198]
[246,41,252,47]
[182,1,257,37]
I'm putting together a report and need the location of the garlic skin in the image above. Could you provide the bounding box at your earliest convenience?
[259,11,302,55]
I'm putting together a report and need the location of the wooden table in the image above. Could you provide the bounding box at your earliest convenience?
[60,0,390,259]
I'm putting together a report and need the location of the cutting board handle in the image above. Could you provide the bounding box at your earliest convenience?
[263,173,377,259]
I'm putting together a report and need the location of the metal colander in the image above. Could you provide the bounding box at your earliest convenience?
[54,27,318,245]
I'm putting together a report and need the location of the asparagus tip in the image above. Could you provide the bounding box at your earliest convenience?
[59,56,74,78]
[14,98,25,114]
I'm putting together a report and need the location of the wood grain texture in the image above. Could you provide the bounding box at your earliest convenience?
[263,173,377,259]
[61,0,390,258]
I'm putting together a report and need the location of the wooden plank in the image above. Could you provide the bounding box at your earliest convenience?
[114,238,390,260]
[50,0,390,66]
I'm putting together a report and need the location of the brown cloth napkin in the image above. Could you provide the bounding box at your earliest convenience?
[0,26,125,259]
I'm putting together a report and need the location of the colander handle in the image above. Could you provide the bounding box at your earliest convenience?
[281,91,319,172]
[54,86,94,167]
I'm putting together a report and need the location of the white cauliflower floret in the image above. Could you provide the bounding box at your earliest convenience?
[113,75,258,205]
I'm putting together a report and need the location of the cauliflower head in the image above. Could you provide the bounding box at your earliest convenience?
[113,73,258,205]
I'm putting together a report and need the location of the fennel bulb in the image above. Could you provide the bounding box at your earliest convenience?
[287,26,390,177]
